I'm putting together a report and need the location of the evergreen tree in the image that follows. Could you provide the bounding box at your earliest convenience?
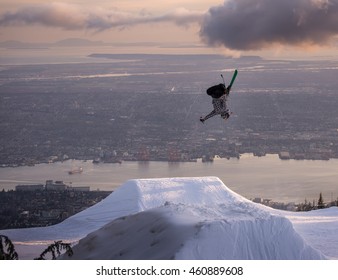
[0,235,18,260]
[35,240,73,260]
[317,192,325,209]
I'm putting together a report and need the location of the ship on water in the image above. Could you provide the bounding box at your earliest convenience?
[68,167,83,175]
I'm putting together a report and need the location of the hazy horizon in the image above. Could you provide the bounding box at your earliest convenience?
[1,0,338,60]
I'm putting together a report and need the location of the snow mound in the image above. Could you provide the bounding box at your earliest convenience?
[1,177,333,259]
[60,177,325,260]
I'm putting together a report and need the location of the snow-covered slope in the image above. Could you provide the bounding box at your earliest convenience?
[61,202,324,260]
[1,177,337,260]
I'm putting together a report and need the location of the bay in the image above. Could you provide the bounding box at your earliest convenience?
[0,154,337,203]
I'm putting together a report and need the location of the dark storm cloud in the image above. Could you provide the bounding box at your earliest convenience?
[0,3,204,31]
[200,0,338,50]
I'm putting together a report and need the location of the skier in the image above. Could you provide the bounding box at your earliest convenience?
[200,84,231,123]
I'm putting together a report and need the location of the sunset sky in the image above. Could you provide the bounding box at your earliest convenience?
[1,0,338,58]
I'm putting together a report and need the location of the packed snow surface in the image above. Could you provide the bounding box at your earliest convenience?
[1,177,337,259]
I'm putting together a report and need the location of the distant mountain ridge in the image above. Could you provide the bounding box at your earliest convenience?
[53,38,106,47]
[0,38,107,49]
[0,38,176,49]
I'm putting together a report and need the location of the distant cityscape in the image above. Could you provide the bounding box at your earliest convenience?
[1,55,338,168]
[0,181,110,230]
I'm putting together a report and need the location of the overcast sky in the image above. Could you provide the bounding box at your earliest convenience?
[1,0,338,58]
[0,1,212,43]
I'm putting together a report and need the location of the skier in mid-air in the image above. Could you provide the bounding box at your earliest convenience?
[200,70,237,123]
[200,84,231,123]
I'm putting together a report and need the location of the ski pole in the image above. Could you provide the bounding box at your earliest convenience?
[221,74,225,85]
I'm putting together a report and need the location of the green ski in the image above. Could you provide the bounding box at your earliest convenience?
[227,69,238,90]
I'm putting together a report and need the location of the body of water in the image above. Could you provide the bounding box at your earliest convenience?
[0,154,337,203]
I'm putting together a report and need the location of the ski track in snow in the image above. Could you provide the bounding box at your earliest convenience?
[1,176,337,260]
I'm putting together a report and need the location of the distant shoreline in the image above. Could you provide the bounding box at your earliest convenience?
[0,152,334,169]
